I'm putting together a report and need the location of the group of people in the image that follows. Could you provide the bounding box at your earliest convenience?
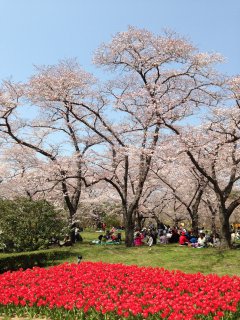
[91,227,122,245]
[178,230,220,248]
[134,224,181,247]
[59,222,239,248]
[133,224,225,248]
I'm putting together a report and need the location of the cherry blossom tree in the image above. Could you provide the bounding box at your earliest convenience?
[0,63,102,239]
[0,27,226,247]
[177,118,240,248]
[136,187,184,229]
[0,145,50,200]
[151,144,208,234]
[0,146,87,213]
[71,27,222,246]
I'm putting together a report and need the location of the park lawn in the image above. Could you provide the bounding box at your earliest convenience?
[54,231,240,276]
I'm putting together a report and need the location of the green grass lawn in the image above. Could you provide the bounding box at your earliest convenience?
[55,231,240,277]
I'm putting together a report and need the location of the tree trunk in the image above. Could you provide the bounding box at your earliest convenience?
[187,208,199,235]
[206,200,217,235]
[124,213,135,247]
[190,187,203,235]
[135,211,144,230]
[218,206,231,249]
[191,214,199,236]
[211,211,217,235]
[68,209,77,244]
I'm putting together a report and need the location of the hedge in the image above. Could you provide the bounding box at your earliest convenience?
[0,248,72,273]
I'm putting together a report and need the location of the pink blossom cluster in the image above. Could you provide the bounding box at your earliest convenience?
[0,262,239,319]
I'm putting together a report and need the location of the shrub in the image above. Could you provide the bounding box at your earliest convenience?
[0,198,68,252]
[0,248,72,273]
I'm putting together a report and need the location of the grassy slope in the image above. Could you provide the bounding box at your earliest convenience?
[55,231,240,277]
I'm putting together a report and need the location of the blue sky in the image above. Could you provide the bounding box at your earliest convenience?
[0,0,239,82]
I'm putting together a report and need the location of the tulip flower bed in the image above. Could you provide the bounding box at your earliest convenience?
[0,262,239,320]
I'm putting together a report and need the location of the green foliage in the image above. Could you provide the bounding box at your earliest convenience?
[0,248,73,273]
[0,198,68,252]
[103,213,122,228]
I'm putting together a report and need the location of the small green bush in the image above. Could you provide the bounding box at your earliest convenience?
[0,248,72,273]
[0,198,68,252]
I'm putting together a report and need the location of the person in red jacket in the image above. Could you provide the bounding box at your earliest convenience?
[179,231,189,246]
[134,232,144,246]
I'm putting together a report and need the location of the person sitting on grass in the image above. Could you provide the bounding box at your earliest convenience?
[116,233,122,244]
[205,232,214,247]
[179,231,189,246]
[105,230,111,240]
[231,231,237,244]
[187,231,198,247]
[159,230,168,244]
[196,232,206,248]
[98,234,103,243]
[59,235,72,247]
[110,232,118,242]
[213,233,221,247]
[147,234,153,247]
[236,228,240,240]
[169,227,180,243]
